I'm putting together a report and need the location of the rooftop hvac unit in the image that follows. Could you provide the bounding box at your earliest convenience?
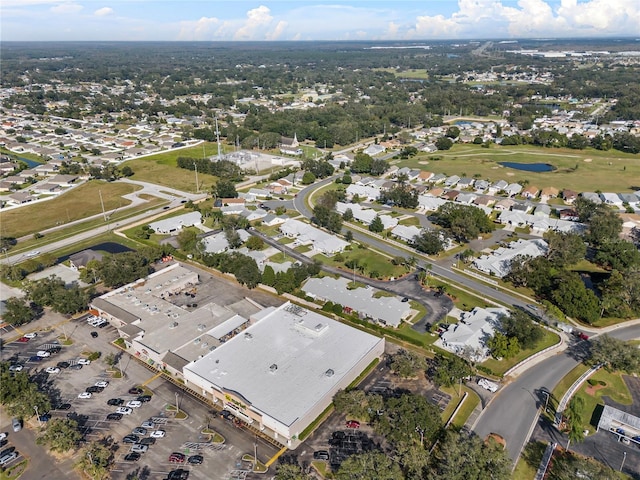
[169,322,179,329]
[269,363,278,372]
[325,369,335,377]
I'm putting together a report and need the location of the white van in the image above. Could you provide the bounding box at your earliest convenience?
[11,418,21,432]
[478,378,499,393]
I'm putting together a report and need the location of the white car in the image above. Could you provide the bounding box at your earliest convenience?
[150,430,165,438]
[77,358,91,365]
[116,407,132,415]
[78,392,92,399]
[36,351,51,358]
[9,364,23,372]
[0,432,7,441]
[45,367,60,374]
[95,381,109,388]
[126,400,142,408]
[24,332,38,339]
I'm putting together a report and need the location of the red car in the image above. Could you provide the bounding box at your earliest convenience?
[577,332,589,341]
[345,420,360,429]
[169,452,186,463]
[16,337,30,343]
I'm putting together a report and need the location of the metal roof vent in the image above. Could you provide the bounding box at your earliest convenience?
[244,332,253,340]
[314,323,324,331]
[169,322,179,329]
[201,342,209,349]
[193,338,201,344]
[197,324,206,331]
[325,369,334,377]
[269,363,278,373]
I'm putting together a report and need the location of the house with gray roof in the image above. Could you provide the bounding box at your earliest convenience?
[489,180,508,194]
[581,192,602,204]
[390,225,422,243]
[149,211,202,234]
[457,177,475,189]
[444,175,460,187]
[474,179,489,192]
[473,239,548,278]
[429,173,446,184]
[504,183,523,197]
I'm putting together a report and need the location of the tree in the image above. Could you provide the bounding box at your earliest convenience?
[2,297,37,326]
[594,239,640,271]
[488,332,519,359]
[177,228,200,253]
[411,229,444,254]
[274,463,313,480]
[589,335,640,373]
[427,430,512,480]
[37,418,82,452]
[301,171,316,185]
[547,450,622,480]
[342,208,353,221]
[445,126,460,139]
[544,231,586,267]
[375,393,442,448]
[336,451,403,480]
[432,203,494,242]
[565,396,586,444]
[234,258,262,289]
[432,354,472,387]
[435,136,453,150]
[95,252,152,288]
[76,441,113,480]
[214,179,238,198]
[261,265,276,287]
[369,215,384,233]
[388,349,427,378]
[500,309,543,350]
[344,230,353,242]
[551,271,600,324]
[245,236,265,251]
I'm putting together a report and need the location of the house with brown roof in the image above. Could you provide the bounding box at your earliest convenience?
[562,189,578,204]
[418,171,434,182]
[522,185,540,199]
[540,187,559,201]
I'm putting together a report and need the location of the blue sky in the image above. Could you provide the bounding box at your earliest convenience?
[2,1,638,42]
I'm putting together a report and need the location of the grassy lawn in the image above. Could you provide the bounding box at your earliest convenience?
[0,180,142,239]
[398,216,420,226]
[396,323,438,348]
[551,363,590,411]
[0,459,28,480]
[481,329,560,377]
[311,461,333,478]
[426,278,494,310]
[400,144,640,193]
[514,441,547,480]
[441,385,481,429]
[314,247,407,280]
[124,142,221,192]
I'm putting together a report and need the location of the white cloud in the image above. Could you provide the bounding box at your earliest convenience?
[233,5,273,40]
[94,7,113,17]
[178,16,220,40]
[50,2,82,14]
[265,20,288,41]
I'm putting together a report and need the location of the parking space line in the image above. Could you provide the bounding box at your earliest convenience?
[142,371,163,386]
[265,446,287,467]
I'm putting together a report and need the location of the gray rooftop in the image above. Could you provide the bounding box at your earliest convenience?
[184,302,384,427]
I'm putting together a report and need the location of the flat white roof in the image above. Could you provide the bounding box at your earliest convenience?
[184,302,383,426]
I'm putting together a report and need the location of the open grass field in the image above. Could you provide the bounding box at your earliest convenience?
[314,246,407,280]
[0,180,141,239]
[514,441,546,480]
[441,385,481,429]
[124,142,221,192]
[401,144,640,193]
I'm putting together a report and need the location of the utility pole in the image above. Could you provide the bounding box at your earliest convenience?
[99,190,107,221]
[194,162,199,194]
[621,451,627,472]
[215,118,221,161]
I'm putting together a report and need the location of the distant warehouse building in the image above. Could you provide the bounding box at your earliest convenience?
[183,302,385,448]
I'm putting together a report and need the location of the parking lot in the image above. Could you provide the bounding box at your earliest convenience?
[2,312,281,479]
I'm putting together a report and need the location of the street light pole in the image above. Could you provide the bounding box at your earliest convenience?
[543,391,550,412]
[34,405,41,426]
[621,451,627,472]
[175,392,180,414]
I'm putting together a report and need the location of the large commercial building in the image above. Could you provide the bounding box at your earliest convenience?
[183,302,385,448]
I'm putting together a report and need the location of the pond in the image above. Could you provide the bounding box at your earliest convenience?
[499,162,555,172]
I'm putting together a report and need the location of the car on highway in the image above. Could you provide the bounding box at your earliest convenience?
[78,392,92,399]
[187,455,203,465]
[169,452,186,463]
[45,367,60,374]
[126,400,142,408]
[107,398,124,406]
[116,407,132,415]
[150,430,165,438]
[95,381,109,388]
[124,452,141,462]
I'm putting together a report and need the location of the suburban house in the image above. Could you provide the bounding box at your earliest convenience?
[473,239,549,278]
[504,183,523,197]
[279,219,349,255]
[363,144,385,156]
[559,209,580,221]
[418,171,434,183]
[439,307,509,362]
[390,224,422,243]
[540,187,559,201]
[581,192,602,204]
[600,192,624,207]
[335,202,398,229]
[562,189,578,204]
[522,186,540,199]
[69,249,104,270]
[457,177,475,189]
[148,211,202,234]
[474,179,490,193]
[346,184,380,201]
[429,173,446,185]
[489,180,509,194]
[302,277,411,328]
[444,175,460,188]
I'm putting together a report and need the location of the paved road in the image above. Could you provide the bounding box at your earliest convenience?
[473,323,640,463]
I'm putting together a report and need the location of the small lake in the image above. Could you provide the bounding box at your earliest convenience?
[499,162,555,172]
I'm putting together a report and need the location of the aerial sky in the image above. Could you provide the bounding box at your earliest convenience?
[2,0,638,42]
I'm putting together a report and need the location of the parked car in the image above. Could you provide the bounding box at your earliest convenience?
[220,410,234,420]
[55,403,72,411]
[69,364,83,370]
[57,361,70,369]
[187,454,203,465]
[116,407,133,415]
[169,452,186,463]
[86,386,103,394]
[141,420,155,429]
[0,451,18,466]
[122,435,140,444]
[9,364,23,372]
[132,427,147,436]
[78,392,92,399]
[313,450,330,460]
[47,346,61,354]
[124,452,141,462]
[139,437,156,446]
[16,337,30,343]
[24,333,37,339]
[130,444,148,454]
[38,413,51,422]
[128,387,144,395]
[0,433,7,442]
[95,381,109,388]
[345,420,360,429]
[136,395,152,403]
[45,367,60,374]
[77,358,91,365]
[28,356,43,362]
[126,400,142,408]
[91,331,98,338]
[36,350,51,358]
[11,418,21,432]
[150,430,166,438]
[167,469,190,480]
[107,398,124,406]
[106,413,123,421]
